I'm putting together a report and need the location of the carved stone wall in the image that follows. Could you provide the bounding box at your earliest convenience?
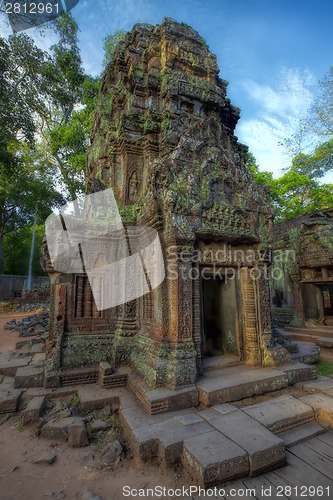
[272,209,333,326]
[45,18,275,389]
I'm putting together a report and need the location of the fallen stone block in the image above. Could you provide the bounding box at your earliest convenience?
[22,396,46,425]
[0,384,22,413]
[33,452,57,465]
[100,440,123,464]
[90,419,112,432]
[40,417,79,440]
[68,420,88,448]
[15,338,43,351]
[4,319,16,330]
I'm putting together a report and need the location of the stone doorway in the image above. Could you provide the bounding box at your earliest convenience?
[201,273,240,358]
[322,284,333,325]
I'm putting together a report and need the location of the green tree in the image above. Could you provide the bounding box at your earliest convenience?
[0,146,64,274]
[4,224,46,276]
[246,152,274,185]
[310,67,333,137]
[0,32,48,172]
[103,30,126,70]
[246,150,333,221]
[36,13,93,199]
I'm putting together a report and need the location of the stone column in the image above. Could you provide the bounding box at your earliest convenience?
[290,273,305,326]
[239,267,262,366]
[164,242,197,388]
[44,282,67,388]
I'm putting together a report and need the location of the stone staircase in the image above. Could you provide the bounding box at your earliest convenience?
[1,338,332,489]
[120,382,333,487]
[280,326,333,349]
[128,362,316,415]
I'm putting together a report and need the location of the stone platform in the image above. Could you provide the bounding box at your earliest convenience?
[128,362,316,414]
[280,326,333,349]
[120,385,333,487]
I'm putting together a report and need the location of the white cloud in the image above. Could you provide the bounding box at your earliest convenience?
[236,67,317,177]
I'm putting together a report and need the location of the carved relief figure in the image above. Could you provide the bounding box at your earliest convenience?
[128,171,140,203]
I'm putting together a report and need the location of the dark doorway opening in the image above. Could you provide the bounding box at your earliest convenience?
[202,276,224,356]
[201,273,240,358]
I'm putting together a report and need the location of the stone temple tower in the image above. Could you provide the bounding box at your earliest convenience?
[44,19,280,396]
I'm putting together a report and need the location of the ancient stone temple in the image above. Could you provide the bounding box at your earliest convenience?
[271,209,333,327]
[44,18,278,393]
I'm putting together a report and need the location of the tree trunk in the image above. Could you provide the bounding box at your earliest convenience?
[0,233,4,275]
[27,205,38,291]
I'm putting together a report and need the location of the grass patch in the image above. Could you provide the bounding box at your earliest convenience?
[16,420,25,432]
[68,394,81,410]
[316,359,333,377]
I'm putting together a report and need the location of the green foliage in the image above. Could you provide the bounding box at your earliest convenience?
[246,152,273,185]
[103,30,126,70]
[316,359,333,377]
[0,144,63,273]
[68,394,81,410]
[246,148,333,221]
[0,33,47,171]
[310,67,333,137]
[4,225,46,276]
[15,419,25,432]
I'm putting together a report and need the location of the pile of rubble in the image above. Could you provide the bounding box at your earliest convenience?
[5,310,49,337]
[22,393,126,469]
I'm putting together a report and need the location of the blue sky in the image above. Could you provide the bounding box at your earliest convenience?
[1,0,333,178]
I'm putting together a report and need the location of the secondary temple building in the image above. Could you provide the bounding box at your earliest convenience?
[44,19,284,394]
[271,209,333,327]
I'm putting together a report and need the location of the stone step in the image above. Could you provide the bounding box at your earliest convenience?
[120,394,206,462]
[300,393,333,427]
[242,394,315,434]
[121,393,286,487]
[127,371,198,415]
[277,421,325,447]
[289,343,320,365]
[14,365,44,388]
[282,363,317,385]
[0,351,32,376]
[77,384,122,411]
[203,354,242,372]
[0,379,22,413]
[197,365,289,406]
[281,330,333,349]
[200,406,286,477]
[303,377,333,398]
[183,430,249,487]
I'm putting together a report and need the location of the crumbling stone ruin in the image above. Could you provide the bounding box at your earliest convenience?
[271,209,333,327]
[43,18,288,395]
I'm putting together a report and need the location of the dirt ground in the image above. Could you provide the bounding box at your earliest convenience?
[0,312,191,500]
[0,419,189,500]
